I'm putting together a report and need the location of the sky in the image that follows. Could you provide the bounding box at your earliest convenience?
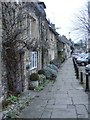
[41,0,88,43]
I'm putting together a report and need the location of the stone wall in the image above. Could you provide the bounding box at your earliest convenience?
[88,2,90,52]
[0,2,8,99]
[0,1,59,97]
[0,2,3,100]
[0,2,2,86]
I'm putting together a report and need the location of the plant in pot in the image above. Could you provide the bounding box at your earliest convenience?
[38,69,45,75]
[30,73,39,87]
[38,69,46,84]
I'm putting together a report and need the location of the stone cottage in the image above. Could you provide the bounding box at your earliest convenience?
[1,1,73,99]
[48,23,58,62]
[61,35,72,59]
[1,1,51,97]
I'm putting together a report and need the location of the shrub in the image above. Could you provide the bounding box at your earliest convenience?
[2,99,9,108]
[50,58,61,68]
[38,74,46,84]
[2,95,19,108]
[38,69,45,75]
[30,73,39,81]
[61,57,65,63]
[47,64,58,72]
[43,69,52,79]
[7,95,18,104]
[7,90,20,97]
[44,67,57,80]
[50,61,53,64]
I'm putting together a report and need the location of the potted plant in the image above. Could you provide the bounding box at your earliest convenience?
[38,69,45,75]
[30,73,39,87]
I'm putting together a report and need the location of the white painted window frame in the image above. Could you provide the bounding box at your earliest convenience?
[30,52,37,70]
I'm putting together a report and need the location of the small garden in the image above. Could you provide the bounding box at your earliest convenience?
[2,94,32,119]
[2,62,59,119]
[28,62,58,90]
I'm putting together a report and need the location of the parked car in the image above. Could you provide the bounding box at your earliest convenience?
[85,64,90,74]
[76,53,89,66]
[72,53,80,60]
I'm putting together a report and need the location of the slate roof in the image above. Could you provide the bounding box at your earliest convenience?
[36,2,46,16]
[49,25,59,36]
[55,35,74,49]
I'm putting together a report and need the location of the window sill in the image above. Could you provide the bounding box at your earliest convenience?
[30,67,37,70]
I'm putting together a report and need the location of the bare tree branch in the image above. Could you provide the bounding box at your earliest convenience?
[71,2,89,39]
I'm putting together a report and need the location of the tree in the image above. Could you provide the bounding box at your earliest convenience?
[72,1,89,41]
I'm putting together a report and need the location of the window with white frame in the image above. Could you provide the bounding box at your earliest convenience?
[30,52,37,70]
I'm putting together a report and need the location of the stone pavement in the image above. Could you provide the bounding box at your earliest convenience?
[0,82,3,119]
[19,58,90,119]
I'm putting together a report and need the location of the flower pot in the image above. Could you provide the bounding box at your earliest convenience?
[31,81,39,87]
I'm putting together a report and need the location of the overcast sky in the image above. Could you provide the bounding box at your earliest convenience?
[41,0,88,43]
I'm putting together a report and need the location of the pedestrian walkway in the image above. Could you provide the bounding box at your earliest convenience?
[19,58,89,119]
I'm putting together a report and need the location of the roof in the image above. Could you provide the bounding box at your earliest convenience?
[48,21,74,47]
[57,35,73,47]
[38,2,46,9]
[49,24,59,36]
[36,2,46,16]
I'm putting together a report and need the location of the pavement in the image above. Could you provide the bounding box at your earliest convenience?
[19,58,90,119]
[0,82,3,119]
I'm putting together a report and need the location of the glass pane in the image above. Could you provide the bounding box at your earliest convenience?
[33,53,34,67]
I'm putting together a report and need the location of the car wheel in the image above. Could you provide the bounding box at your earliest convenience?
[81,62,85,66]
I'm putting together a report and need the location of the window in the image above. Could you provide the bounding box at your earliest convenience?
[30,52,37,70]
[31,18,36,38]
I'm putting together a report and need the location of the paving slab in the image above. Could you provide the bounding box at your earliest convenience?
[55,97,73,105]
[85,105,90,114]
[41,108,53,118]
[20,106,44,118]
[46,104,67,109]
[72,96,88,104]
[75,104,88,118]
[51,107,77,118]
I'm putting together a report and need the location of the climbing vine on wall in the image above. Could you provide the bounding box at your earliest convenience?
[2,2,39,95]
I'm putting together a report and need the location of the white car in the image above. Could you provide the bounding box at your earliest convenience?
[72,53,80,60]
[76,54,88,66]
